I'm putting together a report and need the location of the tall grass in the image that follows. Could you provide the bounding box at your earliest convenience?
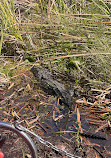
[1,0,111,82]
[0,26,3,55]
[0,0,22,42]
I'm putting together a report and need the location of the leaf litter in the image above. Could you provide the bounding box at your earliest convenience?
[0,65,111,158]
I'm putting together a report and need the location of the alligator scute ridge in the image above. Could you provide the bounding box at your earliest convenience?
[31,66,79,110]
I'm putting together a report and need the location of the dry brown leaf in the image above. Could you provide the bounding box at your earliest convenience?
[28,116,39,125]
[12,111,20,119]
[26,83,31,90]
[55,106,60,113]
[8,82,14,90]
[54,114,63,121]
[53,110,63,121]
[77,108,83,133]
[0,76,9,83]
[53,111,55,120]
[3,111,11,116]
[95,122,108,133]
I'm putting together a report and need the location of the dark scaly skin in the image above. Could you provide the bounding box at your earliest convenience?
[31,66,77,110]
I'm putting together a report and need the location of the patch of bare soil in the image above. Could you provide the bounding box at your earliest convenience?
[0,66,111,158]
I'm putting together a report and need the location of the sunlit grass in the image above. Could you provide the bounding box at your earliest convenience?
[0,0,111,82]
[0,0,22,41]
[0,26,3,55]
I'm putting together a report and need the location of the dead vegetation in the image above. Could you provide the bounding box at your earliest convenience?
[0,58,111,157]
[0,0,111,158]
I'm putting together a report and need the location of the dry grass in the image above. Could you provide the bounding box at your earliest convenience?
[0,0,111,84]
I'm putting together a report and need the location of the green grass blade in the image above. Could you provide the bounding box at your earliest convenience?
[0,27,3,55]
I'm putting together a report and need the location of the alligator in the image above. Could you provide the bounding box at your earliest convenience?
[31,66,80,110]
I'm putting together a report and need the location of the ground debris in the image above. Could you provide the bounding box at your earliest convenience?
[31,66,80,111]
